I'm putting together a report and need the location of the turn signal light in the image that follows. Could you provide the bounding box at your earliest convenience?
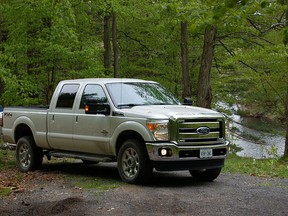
[85,105,89,112]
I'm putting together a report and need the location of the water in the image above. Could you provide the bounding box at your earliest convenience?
[227,114,285,159]
[217,102,285,159]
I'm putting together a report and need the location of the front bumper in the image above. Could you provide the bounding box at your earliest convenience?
[146,140,229,171]
[146,140,230,162]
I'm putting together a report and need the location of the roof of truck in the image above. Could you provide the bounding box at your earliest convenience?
[60,78,157,84]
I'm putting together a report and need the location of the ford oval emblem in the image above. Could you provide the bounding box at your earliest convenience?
[196,127,210,135]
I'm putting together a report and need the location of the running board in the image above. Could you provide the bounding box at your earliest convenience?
[49,151,116,162]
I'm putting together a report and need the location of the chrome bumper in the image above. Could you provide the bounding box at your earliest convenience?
[146,140,230,161]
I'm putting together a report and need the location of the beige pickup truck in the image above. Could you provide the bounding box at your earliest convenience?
[2,78,229,184]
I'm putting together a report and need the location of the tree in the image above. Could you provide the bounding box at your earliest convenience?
[104,13,112,75]
[112,11,119,78]
[284,2,288,156]
[0,0,104,105]
[180,21,191,98]
[0,0,287,159]
[196,25,217,108]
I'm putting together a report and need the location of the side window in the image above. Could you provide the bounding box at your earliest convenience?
[56,84,80,109]
[80,84,107,109]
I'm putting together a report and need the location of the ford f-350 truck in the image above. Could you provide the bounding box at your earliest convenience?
[2,78,229,184]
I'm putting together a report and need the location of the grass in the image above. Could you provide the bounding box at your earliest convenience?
[223,153,288,178]
[0,148,16,169]
[68,176,124,191]
[0,187,12,196]
[0,148,17,197]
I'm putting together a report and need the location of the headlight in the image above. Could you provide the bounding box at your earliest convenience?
[147,120,169,141]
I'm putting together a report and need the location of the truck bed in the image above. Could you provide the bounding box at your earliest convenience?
[2,106,50,149]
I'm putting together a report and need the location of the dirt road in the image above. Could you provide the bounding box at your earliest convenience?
[1,162,288,216]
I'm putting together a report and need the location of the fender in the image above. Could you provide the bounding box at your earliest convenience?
[12,116,50,149]
[109,120,154,155]
[13,116,36,141]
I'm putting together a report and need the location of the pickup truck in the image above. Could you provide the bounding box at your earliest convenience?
[2,78,229,184]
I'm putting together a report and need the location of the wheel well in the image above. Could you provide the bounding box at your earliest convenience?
[14,124,33,143]
[116,130,144,155]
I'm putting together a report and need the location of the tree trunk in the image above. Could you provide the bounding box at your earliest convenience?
[284,8,288,157]
[196,25,217,108]
[0,16,4,96]
[46,64,55,104]
[180,21,191,99]
[104,14,111,75]
[0,16,2,46]
[112,12,118,78]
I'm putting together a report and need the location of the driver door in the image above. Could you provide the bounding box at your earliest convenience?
[73,84,111,155]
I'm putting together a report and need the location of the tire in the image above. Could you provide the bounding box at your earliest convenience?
[117,139,153,184]
[189,168,222,182]
[16,136,43,172]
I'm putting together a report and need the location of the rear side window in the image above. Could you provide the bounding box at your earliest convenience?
[56,84,80,109]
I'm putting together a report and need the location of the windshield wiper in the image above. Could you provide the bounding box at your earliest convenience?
[117,104,142,108]
[152,103,169,105]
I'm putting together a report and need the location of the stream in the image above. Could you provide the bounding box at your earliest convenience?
[224,109,285,159]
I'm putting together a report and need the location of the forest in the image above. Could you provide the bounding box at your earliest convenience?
[0,0,287,156]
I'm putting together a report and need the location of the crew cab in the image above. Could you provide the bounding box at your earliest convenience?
[2,78,229,184]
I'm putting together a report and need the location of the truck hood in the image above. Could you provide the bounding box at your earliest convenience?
[118,105,223,120]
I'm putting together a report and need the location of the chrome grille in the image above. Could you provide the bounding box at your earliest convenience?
[171,118,224,145]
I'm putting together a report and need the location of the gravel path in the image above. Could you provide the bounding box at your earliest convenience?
[1,163,288,216]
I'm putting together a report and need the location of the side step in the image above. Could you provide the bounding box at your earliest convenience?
[49,151,116,163]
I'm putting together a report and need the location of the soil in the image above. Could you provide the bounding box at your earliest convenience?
[0,162,288,216]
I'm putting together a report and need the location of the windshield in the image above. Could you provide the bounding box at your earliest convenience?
[106,82,180,108]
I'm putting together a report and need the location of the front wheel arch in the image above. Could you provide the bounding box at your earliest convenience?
[115,130,145,155]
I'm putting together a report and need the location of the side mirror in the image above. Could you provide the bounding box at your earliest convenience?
[183,97,192,106]
[85,98,110,115]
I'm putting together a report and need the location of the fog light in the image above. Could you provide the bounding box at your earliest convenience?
[161,148,167,156]
[158,148,172,157]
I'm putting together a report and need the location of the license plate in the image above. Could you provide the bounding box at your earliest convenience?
[200,149,213,158]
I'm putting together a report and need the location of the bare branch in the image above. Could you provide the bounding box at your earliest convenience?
[247,18,261,33]
[218,40,235,57]
[119,31,151,53]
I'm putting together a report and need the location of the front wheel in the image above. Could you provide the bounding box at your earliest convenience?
[117,139,152,184]
[16,136,43,172]
[189,168,222,182]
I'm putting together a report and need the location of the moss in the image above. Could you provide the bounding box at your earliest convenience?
[0,187,13,197]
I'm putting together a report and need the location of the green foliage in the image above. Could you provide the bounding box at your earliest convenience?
[0,0,105,106]
[223,153,288,178]
[68,176,123,191]
[0,0,287,152]
[212,1,287,130]
[0,187,12,197]
[0,149,16,169]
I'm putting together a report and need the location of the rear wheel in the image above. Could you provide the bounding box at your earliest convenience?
[117,139,152,184]
[16,136,43,172]
[189,168,222,182]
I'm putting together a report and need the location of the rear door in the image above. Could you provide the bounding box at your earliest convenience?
[47,83,80,151]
